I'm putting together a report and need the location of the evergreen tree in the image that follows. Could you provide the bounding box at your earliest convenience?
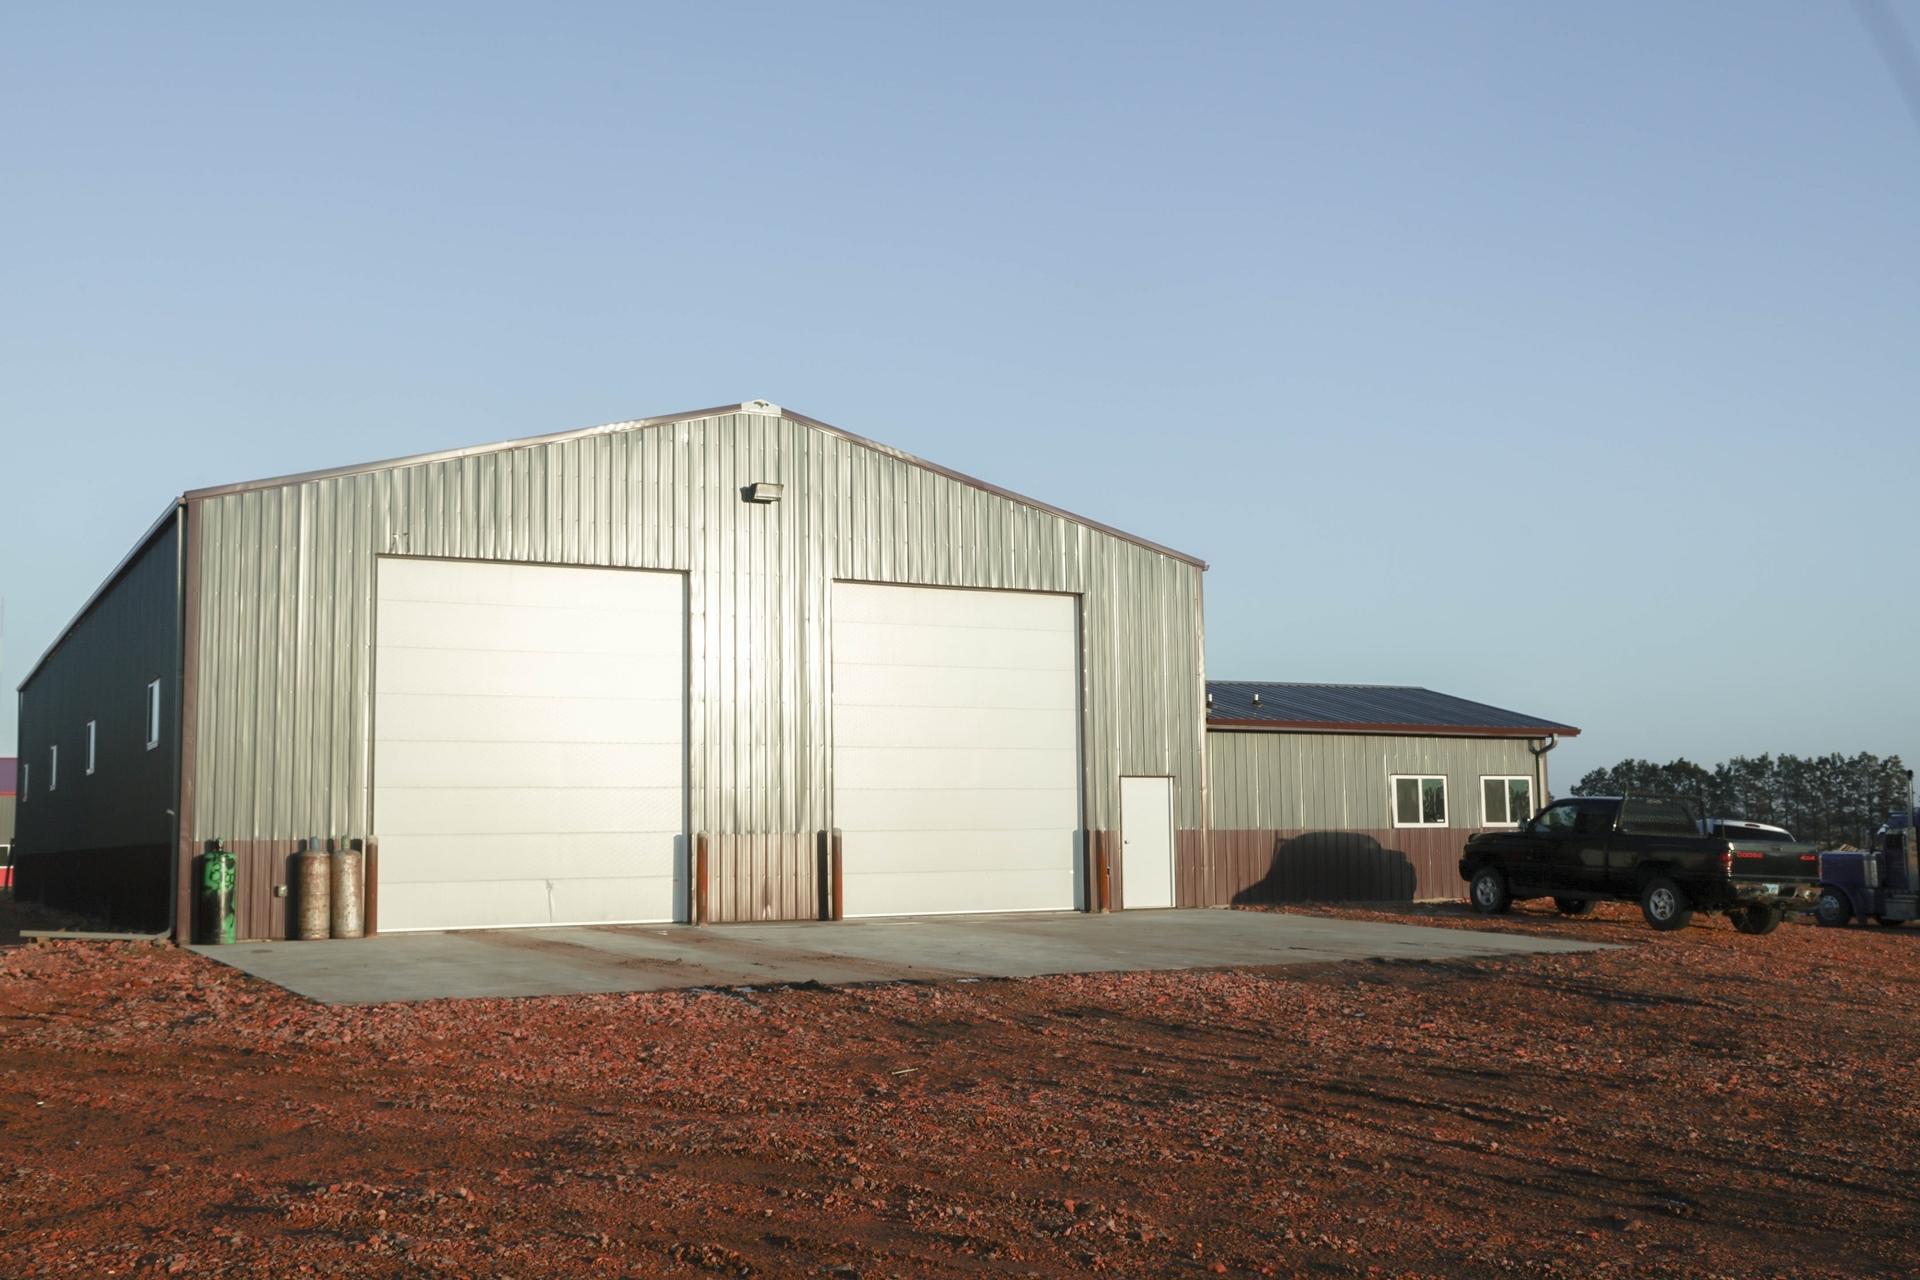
[1572,752,1913,848]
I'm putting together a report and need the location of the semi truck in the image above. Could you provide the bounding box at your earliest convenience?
[1814,809,1920,928]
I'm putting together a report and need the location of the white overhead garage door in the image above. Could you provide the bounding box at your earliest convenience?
[373,558,686,931]
[831,582,1080,917]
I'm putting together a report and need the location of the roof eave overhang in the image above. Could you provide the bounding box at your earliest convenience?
[178,402,752,503]
[1206,718,1580,738]
[780,409,1207,569]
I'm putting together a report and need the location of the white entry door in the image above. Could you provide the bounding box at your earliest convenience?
[1120,775,1176,909]
[832,582,1080,917]
[373,557,686,931]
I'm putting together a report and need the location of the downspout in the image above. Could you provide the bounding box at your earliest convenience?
[1528,735,1559,809]
[171,499,202,947]
[165,501,185,944]
[1193,567,1210,908]
[168,506,188,948]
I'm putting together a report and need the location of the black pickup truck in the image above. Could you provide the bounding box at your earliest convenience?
[1459,794,1822,934]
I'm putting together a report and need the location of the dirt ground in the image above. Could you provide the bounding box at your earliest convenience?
[3,897,1918,1280]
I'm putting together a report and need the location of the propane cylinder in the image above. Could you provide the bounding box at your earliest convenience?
[329,845,365,939]
[193,841,237,945]
[294,841,332,940]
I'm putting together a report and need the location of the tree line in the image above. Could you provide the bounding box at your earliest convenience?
[1571,752,1914,850]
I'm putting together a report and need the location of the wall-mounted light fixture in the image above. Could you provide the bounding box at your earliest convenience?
[745,482,783,503]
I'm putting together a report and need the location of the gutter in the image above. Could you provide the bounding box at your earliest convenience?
[1206,719,1581,738]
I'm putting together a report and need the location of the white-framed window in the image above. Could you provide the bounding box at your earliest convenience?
[146,679,163,750]
[1391,774,1447,827]
[1481,775,1534,827]
[85,721,97,775]
[48,744,58,792]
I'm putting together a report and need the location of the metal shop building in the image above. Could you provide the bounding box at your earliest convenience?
[1201,682,1578,904]
[13,402,1209,941]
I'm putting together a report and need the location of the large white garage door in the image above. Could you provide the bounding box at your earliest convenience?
[373,558,686,931]
[832,582,1080,917]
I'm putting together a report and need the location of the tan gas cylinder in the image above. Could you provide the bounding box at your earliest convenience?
[294,846,331,940]
[329,847,365,939]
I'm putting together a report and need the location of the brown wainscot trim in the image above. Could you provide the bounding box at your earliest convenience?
[1203,827,1491,905]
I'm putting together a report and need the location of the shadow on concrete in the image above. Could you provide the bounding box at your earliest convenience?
[1231,831,1419,905]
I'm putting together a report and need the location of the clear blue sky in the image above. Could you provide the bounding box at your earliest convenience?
[4,2,1917,789]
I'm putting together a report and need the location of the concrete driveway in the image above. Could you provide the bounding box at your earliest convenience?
[190,908,1613,1005]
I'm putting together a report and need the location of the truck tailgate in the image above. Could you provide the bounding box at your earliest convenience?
[1727,841,1821,883]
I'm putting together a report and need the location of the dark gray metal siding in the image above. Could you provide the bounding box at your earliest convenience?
[14,515,182,927]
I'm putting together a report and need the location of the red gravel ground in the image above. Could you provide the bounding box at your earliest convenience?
[3,898,1918,1279]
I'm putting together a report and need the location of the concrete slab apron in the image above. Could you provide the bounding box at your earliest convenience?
[190,910,1615,1006]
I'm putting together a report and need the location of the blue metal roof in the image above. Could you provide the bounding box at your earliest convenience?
[1206,682,1579,737]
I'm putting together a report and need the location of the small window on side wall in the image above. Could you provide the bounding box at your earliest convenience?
[147,679,163,750]
[1482,776,1534,826]
[48,744,58,793]
[1392,775,1447,827]
[85,721,97,775]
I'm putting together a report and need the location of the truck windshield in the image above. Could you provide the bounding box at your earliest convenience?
[1618,797,1699,837]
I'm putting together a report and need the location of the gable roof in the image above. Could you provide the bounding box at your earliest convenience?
[23,402,1206,695]
[1206,681,1579,738]
[181,401,1208,570]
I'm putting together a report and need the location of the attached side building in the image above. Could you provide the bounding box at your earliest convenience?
[1200,682,1579,904]
[14,402,1209,940]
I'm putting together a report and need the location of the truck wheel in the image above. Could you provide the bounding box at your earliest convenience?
[1639,877,1693,932]
[1731,905,1783,936]
[1553,897,1595,917]
[1468,867,1511,915]
[1814,889,1852,928]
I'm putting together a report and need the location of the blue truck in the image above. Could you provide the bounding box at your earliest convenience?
[1814,809,1920,928]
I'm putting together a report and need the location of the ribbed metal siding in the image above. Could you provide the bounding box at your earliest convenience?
[191,411,1206,848]
[1207,730,1541,831]
[16,517,181,857]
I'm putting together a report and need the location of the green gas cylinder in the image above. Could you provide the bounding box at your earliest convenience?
[194,841,237,945]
